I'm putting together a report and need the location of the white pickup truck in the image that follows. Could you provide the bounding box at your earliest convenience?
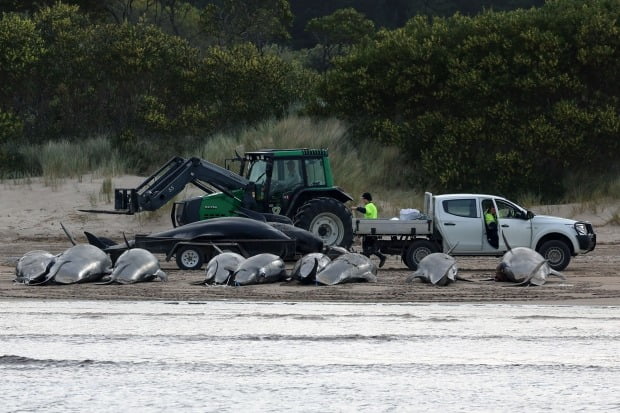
[354,192,596,271]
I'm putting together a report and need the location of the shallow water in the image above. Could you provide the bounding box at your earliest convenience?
[1,300,619,412]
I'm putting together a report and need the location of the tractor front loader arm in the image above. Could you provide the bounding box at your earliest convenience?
[81,157,251,215]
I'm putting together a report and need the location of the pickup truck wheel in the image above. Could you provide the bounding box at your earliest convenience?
[538,240,571,271]
[176,246,204,270]
[294,197,353,248]
[403,240,439,271]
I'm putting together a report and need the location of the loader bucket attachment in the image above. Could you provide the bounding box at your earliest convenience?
[78,188,138,214]
[114,188,139,212]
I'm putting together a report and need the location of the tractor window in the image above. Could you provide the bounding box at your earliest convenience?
[247,159,267,184]
[272,159,303,192]
[304,159,326,186]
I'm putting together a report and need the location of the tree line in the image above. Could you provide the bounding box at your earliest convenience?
[0,3,312,171]
[1,0,618,199]
[316,0,620,197]
[0,1,545,49]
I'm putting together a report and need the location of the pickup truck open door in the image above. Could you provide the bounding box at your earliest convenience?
[493,198,533,248]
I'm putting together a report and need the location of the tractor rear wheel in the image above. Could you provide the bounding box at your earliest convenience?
[293,197,353,248]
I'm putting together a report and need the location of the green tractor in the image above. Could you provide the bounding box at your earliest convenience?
[105,148,354,248]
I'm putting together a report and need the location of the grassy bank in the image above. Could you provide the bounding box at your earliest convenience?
[2,116,619,220]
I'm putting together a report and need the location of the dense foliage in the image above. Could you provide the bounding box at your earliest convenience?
[0,0,618,200]
[305,8,375,70]
[289,0,544,48]
[315,0,620,198]
[200,0,293,48]
[0,3,310,172]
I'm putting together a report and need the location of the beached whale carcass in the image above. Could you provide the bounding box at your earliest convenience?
[315,253,377,285]
[495,233,566,286]
[291,252,332,284]
[14,244,112,285]
[405,252,459,286]
[496,248,565,286]
[203,252,246,285]
[405,242,473,286]
[99,248,167,284]
[268,222,324,255]
[15,250,56,284]
[233,253,287,285]
[48,244,112,284]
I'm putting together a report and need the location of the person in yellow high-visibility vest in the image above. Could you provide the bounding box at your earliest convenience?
[355,192,378,218]
[484,205,499,248]
[484,206,497,226]
[355,192,386,267]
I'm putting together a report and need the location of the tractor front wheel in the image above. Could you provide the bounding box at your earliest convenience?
[294,197,353,248]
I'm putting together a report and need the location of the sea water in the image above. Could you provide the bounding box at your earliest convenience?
[1,300,619,413]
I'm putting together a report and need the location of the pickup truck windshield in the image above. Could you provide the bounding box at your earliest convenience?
[496,199,527,219]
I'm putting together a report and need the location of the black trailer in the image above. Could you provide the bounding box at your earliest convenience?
[86,217,300,270]
[95,234,296,271]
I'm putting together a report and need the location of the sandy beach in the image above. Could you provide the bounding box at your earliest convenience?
[1,175,619,304]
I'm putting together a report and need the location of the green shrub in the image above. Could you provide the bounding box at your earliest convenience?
[315,0,620,200]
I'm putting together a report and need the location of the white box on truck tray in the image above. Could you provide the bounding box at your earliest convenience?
[399,208,421,220]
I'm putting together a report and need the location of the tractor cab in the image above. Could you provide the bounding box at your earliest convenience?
[237,149,332,216]
[226,148,353,247]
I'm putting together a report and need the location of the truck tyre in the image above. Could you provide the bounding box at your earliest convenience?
[293,197,353,248]
[403,240,439,271]
[538,240,571,271]
[176,245,204,270]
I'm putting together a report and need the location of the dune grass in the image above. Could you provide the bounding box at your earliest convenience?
[3,116,619,221]
[15,136,125,189]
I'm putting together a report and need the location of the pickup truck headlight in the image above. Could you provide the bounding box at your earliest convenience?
[574,222,588,235]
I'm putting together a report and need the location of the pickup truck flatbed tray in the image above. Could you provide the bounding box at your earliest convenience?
[354,219,432,236]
